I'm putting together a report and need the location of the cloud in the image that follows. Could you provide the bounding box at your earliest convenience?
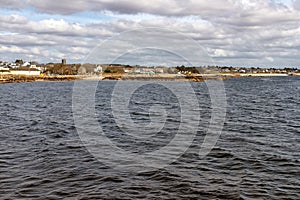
[0,0,299,66]
[214,49,232,57]
[0,14,28,24]
[1,14,299,66]
[0,0,26,9]
[0,14,114,38]
[266,56,274,62]
[24,0,235,16]
[293,0,300,10]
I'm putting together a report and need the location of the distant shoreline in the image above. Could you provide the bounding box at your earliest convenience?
[0,73,299,84]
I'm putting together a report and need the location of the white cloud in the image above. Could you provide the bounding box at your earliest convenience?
[266,56,274,62]
[0,45,27,54]
[214,49,230,57]
[0,14,28,24]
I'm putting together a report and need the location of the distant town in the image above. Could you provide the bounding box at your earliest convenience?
[1,58,300,83]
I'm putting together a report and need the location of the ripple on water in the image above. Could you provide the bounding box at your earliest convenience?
[0,78,300,199]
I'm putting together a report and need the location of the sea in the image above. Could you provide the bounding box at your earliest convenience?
[0,76,299,199]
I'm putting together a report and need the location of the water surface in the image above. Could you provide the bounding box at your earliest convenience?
[0,77,299,199]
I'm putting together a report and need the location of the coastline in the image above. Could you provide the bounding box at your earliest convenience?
[0,73,299,84]
[0,75,78,84]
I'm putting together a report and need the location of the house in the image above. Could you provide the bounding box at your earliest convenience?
[133,68,141,73]
[10,66,40,76]
[0,67,10,74]
[10,69,40,76]
[94,65,103,73]
[22,62,31,67]
[154,67,164,73]
[8,63,18,68]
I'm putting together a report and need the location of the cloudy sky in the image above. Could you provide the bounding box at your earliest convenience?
[0,0,299,67]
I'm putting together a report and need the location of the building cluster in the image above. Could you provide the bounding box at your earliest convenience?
[0,60,42,76]
[1,59,299,76]
[90,64,178,75]
[0,59,79,76]
[216,66,300,74]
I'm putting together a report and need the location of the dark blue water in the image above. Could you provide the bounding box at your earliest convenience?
[0,77,299,199]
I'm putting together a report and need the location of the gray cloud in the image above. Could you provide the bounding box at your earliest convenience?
[0,0,26,9]
[24,0,235,16]
[293,0,300,10]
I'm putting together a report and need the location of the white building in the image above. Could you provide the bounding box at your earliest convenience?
[0,67,10,74]
[9,63,18,68]
[22,62,31,67]
[10,70,40,76]
[94,65,103,73]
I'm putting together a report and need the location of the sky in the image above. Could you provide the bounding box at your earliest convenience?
[0,0,299,67]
